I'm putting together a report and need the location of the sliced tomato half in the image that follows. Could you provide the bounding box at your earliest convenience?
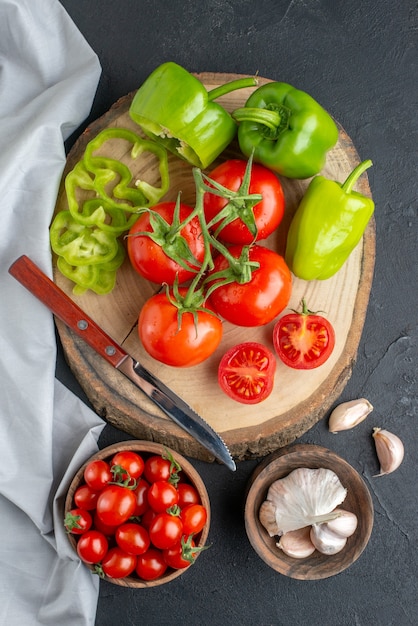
[218,342,276,405]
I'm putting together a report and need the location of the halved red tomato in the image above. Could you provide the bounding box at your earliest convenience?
[218,342,276,404]
[273,300,335,369]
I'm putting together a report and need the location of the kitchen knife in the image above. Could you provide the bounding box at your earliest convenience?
[9,255,236,471]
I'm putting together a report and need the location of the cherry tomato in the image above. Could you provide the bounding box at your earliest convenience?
[115,522,151,555]
[111,450,144,481]
[133,478,150,516]
[147,481,179,513]
[96,484,136,526]
[141,508,157,530]
[273,301,335,369]
[204,159,285,243]
[76,530,108,564]
[218,342,276,405]
[127,201,205,285]
[73,484,100,511]
[177,483,200,509]
[101,547,137,579]
[143,455,173,483]
[83,459,112,491]
[208,244,292,326]
[181,504,208,536]
[136,548,168,581]
[138,287,223,367]
[93,511,118,537]
[163,538,197,570]
[149,512,183,549]
[64,508,92,535]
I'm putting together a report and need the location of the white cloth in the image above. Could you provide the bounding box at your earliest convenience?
[0,1,104,624]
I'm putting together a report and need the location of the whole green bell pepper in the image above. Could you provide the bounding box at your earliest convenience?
[285,159,374,280]
[129,62,258,169]
[232,82,338,179]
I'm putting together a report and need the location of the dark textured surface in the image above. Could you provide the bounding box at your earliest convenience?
[56,1,417,624]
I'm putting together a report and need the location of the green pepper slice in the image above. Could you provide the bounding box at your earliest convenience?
[129,62,258,169]
[285,159,374,280]
[232,82,339,179]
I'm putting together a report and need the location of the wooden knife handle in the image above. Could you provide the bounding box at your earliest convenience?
[8,255,127,368]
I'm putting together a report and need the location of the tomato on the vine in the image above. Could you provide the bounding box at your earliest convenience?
[218,342,276,405]
[143,455,174,484]
[204,159,285,244]
[64,508,92,535]
[127,201,205,285]
[208,244,292,326]
[111,450,144,481]
[83,460,112,491]
[96,484,136,526]
[101,547,137,579]
[147,481,179,513]
[138,287,223,367]
[163,538,197,570]
[180,504,208,536]
[273,300,335,369]
[115,523,151,556]
[149,512,183,549]
[77,530,108,564]
[136,548,168,581]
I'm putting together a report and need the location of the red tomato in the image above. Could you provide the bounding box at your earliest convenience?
[181,504,208,536]
[84,460,112,491]
[111,451,145,481]
[143,456,173,483]
[218,342,276,405]
[64,508,92,535]
[204,159,285,243]
[138,287,223,367]
[273,302,335,369]
[93,511,118,537]
[147,481,179,513]
[96,484,136,526]
[141,508,157,530]
[136,548,168,581]
[133,478,150,516]
[73,484,99,511]
[163,538,197,569]
[177,483,200,509]
[149,512,183,549]
[101,547,137,579]
[208,244,292,326]
[127,201,205,284]
[77,530,108,564]
[115,523,150,556]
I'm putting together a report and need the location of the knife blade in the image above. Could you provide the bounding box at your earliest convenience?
[9,255,236,471]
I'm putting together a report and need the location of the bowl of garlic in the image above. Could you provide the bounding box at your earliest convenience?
[244,443,373,580]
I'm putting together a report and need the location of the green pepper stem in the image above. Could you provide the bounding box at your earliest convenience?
[207,77,258,102]
[341,159,373,194]
[231,106,281,131]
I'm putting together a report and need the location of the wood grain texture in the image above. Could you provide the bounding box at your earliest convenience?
[53,73,375,462]
[244,444,374,580]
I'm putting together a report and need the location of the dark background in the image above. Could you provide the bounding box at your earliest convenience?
[57,1,417,624]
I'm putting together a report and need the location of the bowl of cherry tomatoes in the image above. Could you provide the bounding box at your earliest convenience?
[64,440,210,587]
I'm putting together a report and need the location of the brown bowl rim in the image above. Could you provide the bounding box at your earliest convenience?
[64,440,210,588]
[244,443,374,580]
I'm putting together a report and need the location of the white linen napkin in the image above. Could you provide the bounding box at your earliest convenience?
[0,1,105,624]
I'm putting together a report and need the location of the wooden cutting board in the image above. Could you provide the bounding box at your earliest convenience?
[53,72,375,463]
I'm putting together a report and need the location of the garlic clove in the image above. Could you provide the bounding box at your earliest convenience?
[310,524,347,555]
[276,527,316,559]
[328,398,373,433]
[372,427,404,476]
[259,500,279,537]
[326,508,358,538]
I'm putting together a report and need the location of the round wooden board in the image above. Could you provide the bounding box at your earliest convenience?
[53,72,375,463]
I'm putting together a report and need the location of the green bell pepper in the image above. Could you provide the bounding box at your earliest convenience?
[285,159,374,280]
[129,62,258,169]
[232,82,339,179]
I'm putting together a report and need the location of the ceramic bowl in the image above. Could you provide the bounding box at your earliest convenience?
[64,440,210,587]
[244,443,373,580]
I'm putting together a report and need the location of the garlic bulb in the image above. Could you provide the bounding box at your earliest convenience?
[259,467,347,536]
[328,398,373,433]
[326,509,358,538]
[310,524,347,555]
[276,527,316,559]
[372,427,404,476]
